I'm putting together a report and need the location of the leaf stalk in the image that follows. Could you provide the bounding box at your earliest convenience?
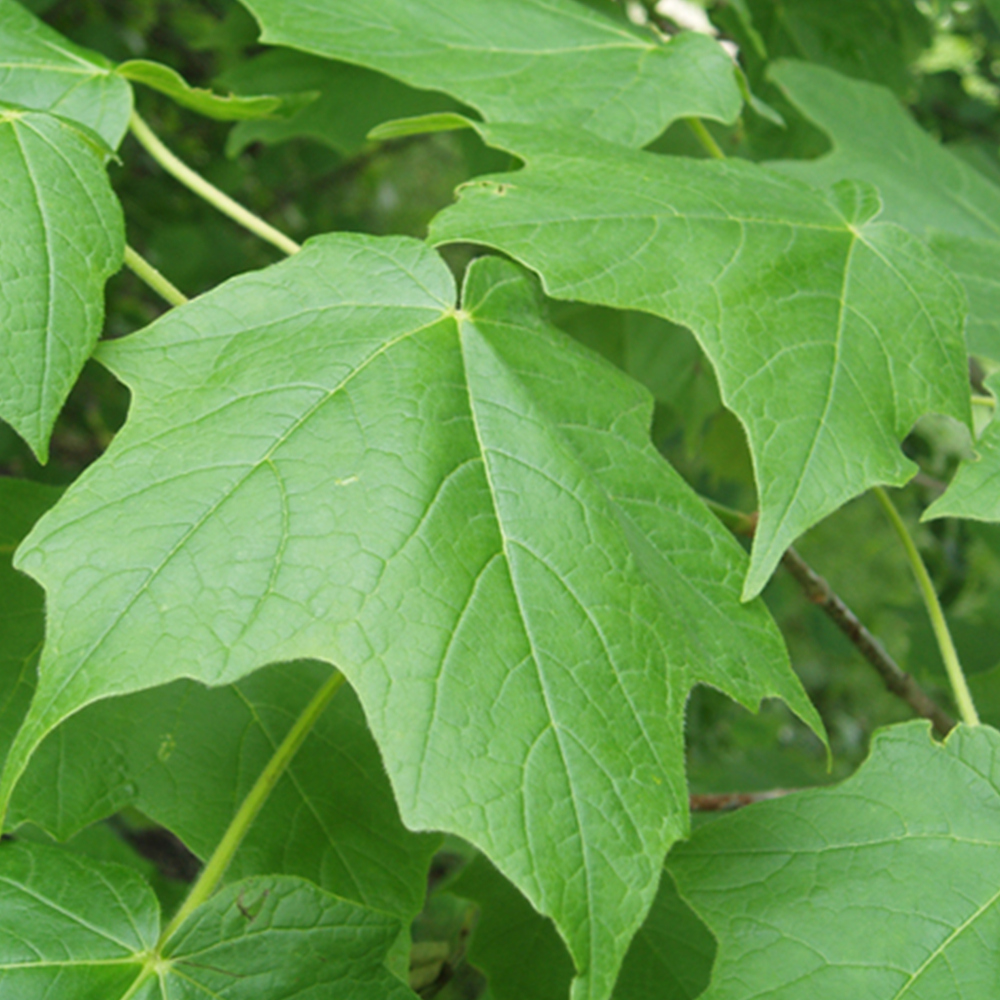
[128,111,302,257]
[684,117,726,160]
[872,486,979,727]
[158,669,346,945]
[124,244,188,307]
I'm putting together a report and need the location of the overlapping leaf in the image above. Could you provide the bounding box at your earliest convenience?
[0,841,155,998]
[0,107,124,461]
[235,0,742,148]
[668,721,1000,999]
[0,841,413,999]
[428,123,971,597]
[926,373,1000,523]
[763,64,1000,522]
[6,235,818,1000]
[7,664,438,924]
[768,60,1000,360]
[0,0,132,147]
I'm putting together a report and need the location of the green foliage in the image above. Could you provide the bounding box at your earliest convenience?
[1,1,1000,998]
[669,722,1000,998]
[0,841,414,999]
[768,60,1000,360]
[428,122,970,597]
[238,0,744,147]
[0,0,132,146]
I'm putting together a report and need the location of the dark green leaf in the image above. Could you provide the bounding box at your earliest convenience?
[0,478,60,762]
[739,0,929,96]
[10,664,439,923]
[235,0,742,147]
[219,51,459,157]
[450,853,715,1000]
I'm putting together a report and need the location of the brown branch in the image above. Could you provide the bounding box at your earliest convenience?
[779,547,955,737]
[701,496,955,737]
[689,789,797,812]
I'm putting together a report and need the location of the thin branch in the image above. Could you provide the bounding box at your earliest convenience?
[779,547,955,737]
[702,496,955,737]
[689,789,797,812]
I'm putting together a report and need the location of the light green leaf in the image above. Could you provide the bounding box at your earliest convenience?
[0,107,124,461]
[0,841,413,999]
[7,236,817,1000]
[926,373,1000,523]
[0,478,60,763]
[117,59,315,122]
[768,60,1000,360]
[235,0,742,147]
[0,0,132,147]
[926,233,1000,361]
[449,853,715,1000]
[428,124,970,598]
[218,50,460,157]
[668,721,1000,999]
[9,663,439,923]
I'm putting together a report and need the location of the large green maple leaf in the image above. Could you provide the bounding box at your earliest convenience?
[668,721,1000,999]
[4,235,818,1000]
[428,123,971,598]
[235,0,742,148]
